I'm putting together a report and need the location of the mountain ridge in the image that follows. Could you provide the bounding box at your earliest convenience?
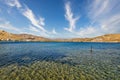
[0,30,120,42]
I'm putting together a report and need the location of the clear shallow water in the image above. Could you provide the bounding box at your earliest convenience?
[0,42,120,80]
[0,42,120,66]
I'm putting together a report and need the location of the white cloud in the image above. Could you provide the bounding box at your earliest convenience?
[64,0,120,38]
[29,25,40,32]
[64,1,79,32]
[89,0,109,20]
[27,25,49,37]
[76,26,102,38]
[3,0,61,38]
[3,0,55,37]
[5,0,21,8]
[3,0,120,38]
[64,1,100,38]
[51,28,57,34]
[0,19,21,33]
[21,7,47,32]
[39,17,45,26]
[101,14,120,33]
[75,0,120,37]
[88,0,120,34]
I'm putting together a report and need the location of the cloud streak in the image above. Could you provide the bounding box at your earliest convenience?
[88,0,120,33]
[101,14,120,33]
[64,1,79,32]
[5,0,21,8]
[3,0,59,37]
[22,7,47,32]
[89,0,109,20]
[2,0,120,38]
[4,0,59,37]
[0,19,22,33]
[29,25,40,32]
[64,0,120,38]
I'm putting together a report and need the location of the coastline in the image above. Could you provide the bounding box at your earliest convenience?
[0,41,120,43]
[0,30,120,43]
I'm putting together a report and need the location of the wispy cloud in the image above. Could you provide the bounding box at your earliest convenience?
[0,19,21,33]
[89,0,109,20]
[64,0,120,38]
[64,1,79,32]
[87,0,120,34]
[2,0,120,38]
[21,7,47,32]
[3,0,58,37]
[76,26,101,38]
[29,25,40,32]
[101,14,120,33]
[79,0,109,37]
[3,0,60,37]
[51,28,57,34]
[5,0,21,8]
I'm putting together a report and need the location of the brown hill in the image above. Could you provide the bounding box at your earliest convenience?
[0,30,50,41]
[52,34,120,42]
[91,34,120,42]
[0,30,120,42]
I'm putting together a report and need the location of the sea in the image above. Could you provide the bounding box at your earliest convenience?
[0,42,120,79]
[0,42,120,66]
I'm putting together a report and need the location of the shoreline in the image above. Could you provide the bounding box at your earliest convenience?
[0,41,120,43]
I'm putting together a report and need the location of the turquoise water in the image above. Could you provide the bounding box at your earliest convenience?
[0,42,120,66]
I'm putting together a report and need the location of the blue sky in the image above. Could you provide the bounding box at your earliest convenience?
[0,0,120,38]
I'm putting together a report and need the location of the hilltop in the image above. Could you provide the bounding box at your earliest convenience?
[0,30,120,42]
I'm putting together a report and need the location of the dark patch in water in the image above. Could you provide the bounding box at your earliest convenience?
[0,51,66,67]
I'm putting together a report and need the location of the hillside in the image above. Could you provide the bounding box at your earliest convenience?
[68,34,120,42]
[90,34,120,42]
[0,30,50,41]
[0,30,120,42]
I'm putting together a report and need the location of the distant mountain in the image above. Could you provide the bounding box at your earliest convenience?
[0,30,120,42]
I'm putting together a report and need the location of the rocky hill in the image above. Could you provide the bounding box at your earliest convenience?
[0,30,120,42]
